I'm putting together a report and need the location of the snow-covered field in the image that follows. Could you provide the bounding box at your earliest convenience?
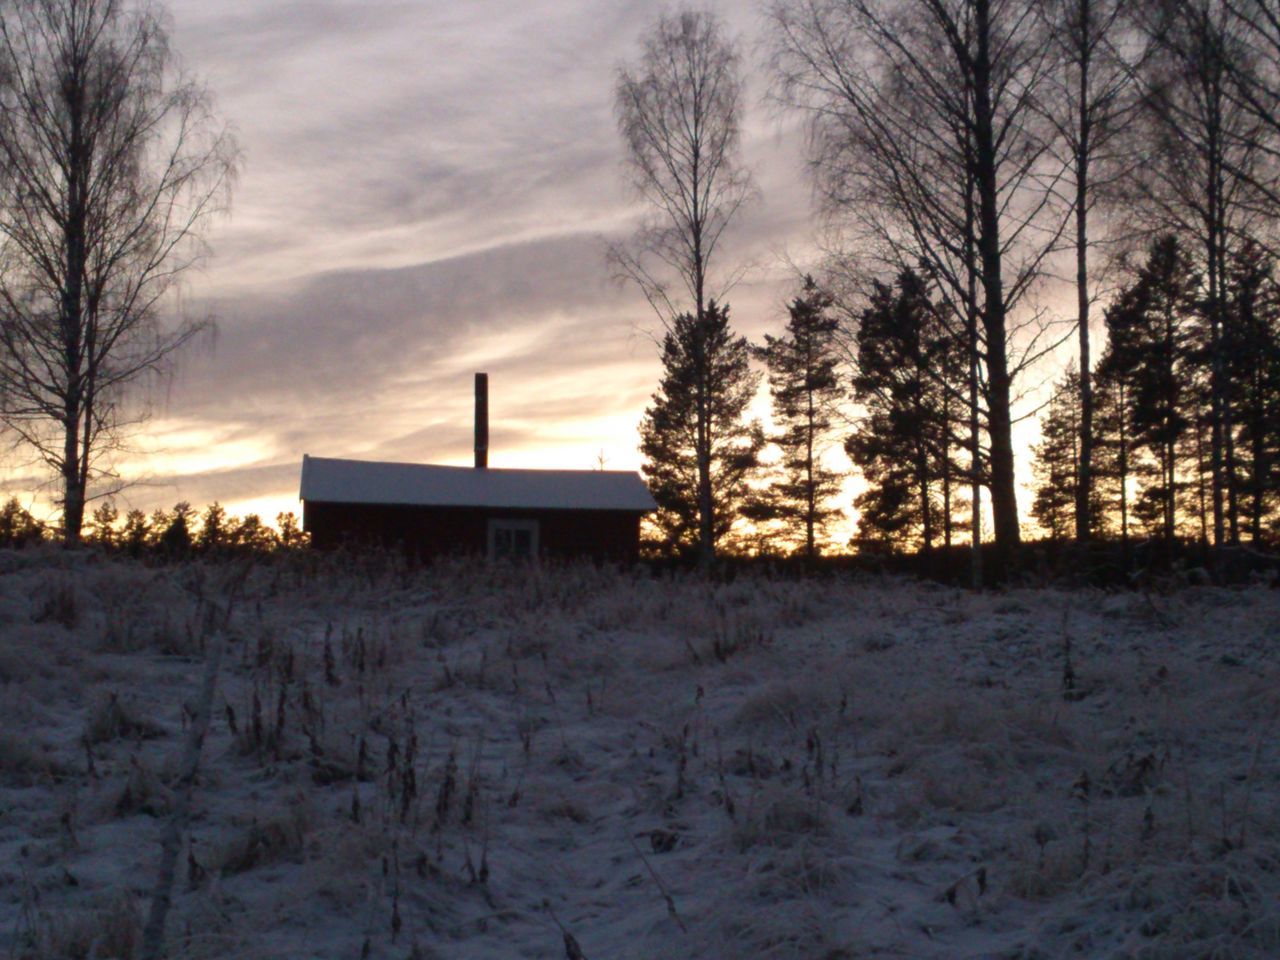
[1,549,1277,959]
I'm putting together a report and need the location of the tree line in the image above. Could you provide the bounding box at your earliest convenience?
[1032,235,1280,549]
[0,496,307,555]
[618,2,1280,576]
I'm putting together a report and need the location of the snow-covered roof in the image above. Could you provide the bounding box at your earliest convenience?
[299,455,656,513]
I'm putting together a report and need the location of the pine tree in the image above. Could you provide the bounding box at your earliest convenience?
[850,422,919,551]
[847,270,960,554]
[1101,237,1198,542]
[639,301,763,557]
[752,277,844,559]
[1185,399,1215,546]
[87,501,119,548]
[0,498,44,547]
[157,502,194,557]
[121,509,149,557]
[1223,241,1280,543]
[233,514,277,552]
[1032,369,1110,541]
[1093,357,1134,551]
[1031,372,1083,540]
[198,502,228,551]
[277,512,306,548]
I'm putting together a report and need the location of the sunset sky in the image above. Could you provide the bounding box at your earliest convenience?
[1,0,1062,531]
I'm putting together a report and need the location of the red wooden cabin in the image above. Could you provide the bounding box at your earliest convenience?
[298,375,654,563]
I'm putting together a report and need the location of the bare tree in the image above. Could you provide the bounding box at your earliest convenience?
[770,0,1066,574]
[1039,0,1140,541]
[613,7,753,565]
[0,0,237,545]
[1130,0,1269,547]
[1222,0,1280,209]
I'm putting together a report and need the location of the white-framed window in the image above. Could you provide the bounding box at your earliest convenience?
[487,518,539,560]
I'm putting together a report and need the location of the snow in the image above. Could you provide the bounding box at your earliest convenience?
[299,455,657,512]
[1,548,1278,959]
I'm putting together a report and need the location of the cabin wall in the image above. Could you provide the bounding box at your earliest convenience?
[302,501,643,564]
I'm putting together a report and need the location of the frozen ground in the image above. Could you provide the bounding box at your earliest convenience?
[1,549,1277,959]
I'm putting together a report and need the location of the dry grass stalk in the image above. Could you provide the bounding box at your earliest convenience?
[628,837,688,932]
[140,623,228,960]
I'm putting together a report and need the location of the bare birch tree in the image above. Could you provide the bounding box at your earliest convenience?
[0,0,237,545]
[769,0,1066,574]
[613,7,753,565]
[1039,0,1140,541]
[1130,0,1269,547]
[1222,0,1280,209]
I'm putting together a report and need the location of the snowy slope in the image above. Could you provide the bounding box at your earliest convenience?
[1,549,1277,959]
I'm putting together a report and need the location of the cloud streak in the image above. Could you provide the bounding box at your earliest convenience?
[0,1,822,520]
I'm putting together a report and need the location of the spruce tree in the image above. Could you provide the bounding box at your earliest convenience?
[1094,350,1136,552]
[1029,371,1111,545]
[1101,237,1198,542]
[122,509,149,557]
[639,301,763,557]
[278,512,306,549]
[849,420,919,550]
[752,278,844,559]
[0,498,44,547]
[1031,372,1083,540]
[158,502,194,557]
[198,502,229,551]
[1224,241,1280,542]
[847,270,960,554]
[87,501,119,548]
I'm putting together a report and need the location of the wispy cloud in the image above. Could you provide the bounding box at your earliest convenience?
[13,0,819,518]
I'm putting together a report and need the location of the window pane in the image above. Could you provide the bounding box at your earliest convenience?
[490,520,536,560]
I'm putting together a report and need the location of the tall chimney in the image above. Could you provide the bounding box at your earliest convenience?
[474,372,489,469]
